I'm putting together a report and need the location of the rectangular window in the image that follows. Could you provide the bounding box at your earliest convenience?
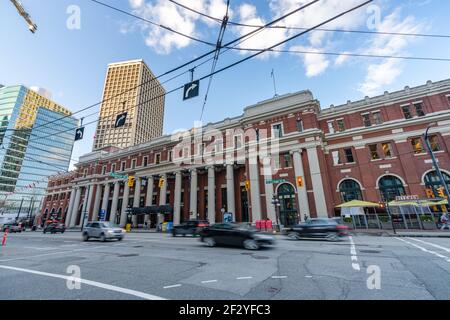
[273,156,280,170]
[272,124,283,138]
[283,153,291,168]
[169,151,173,162]
[362,114,371,127]
[131,159,136,169]
[372,112,382,125]
[402,105,413,119]
[428,135,441,152]
[344,148,354,163]
[414,102,425,117]
[155,154,161,164]
[296,120,304,132]
[102,166,106,175]
[382,143,393,158]
[143,156,148,167]
[411,138,424,154]
[336,119,345,132]
[369,144,380,160]
[327,121,335,134]
[120,162,126,171]
[111,164,116,173]
[332,151,341,165]
[234,135,242,149]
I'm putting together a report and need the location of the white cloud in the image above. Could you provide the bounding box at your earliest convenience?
[291,46,330,77]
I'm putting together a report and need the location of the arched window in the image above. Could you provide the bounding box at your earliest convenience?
[379,175,406,202]
[277,184,298,227]
[424,171,450,196]
[339,180,363,202]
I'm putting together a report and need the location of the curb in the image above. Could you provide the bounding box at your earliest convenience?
[350,231,450,238]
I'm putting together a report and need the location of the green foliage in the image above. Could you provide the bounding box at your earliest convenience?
[420,215,435,223]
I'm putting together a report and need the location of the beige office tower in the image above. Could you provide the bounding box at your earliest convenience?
[93,59,165,150]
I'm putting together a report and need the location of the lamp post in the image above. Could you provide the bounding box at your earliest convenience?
[424,124,450,201]
[271,194,281,232]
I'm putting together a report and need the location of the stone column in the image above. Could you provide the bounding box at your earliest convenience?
[109,182,120,224]
[173,171,182,225]
[262,157,276,223]
[307,147,328,217]
[132,178,141,227]
[119,183,130,227]
[248,157,262,223]
[158,174,167,226]
[92,184,102,221]
[292,150,311,219]
[145,176,154,224]
[226,164,236,221]
[101,183,111,220]
[189,169,198,219]
[80,185,94,227]
[65,188,76,226]
[207,166,216,224]
[69,187,82,227]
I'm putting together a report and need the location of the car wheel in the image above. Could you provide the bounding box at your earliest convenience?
[287,232,301,240]
[100,234,106,242]
[118,237,123,241]
[43,230,46,234]
[243,239,260,250]
[326,233,339,242]
[82,233,89,242]
[204,237,216,247]
[61,230,65,234]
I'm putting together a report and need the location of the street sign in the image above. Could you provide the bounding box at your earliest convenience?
[266,179,286,185]
[115,112,127,128]
[128,176,135,187]
[99,209,106,221]
[183,80,200,100]
[109,172,128,180]
[75,127,84,141]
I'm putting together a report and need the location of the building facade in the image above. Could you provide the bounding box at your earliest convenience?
[0,85,77,216]
[42,79,450,228]
[93,59,165,150]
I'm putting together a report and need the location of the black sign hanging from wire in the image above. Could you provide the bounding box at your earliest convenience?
[75,127,85,141]
[183,80,200,101]
[115,112,127,128]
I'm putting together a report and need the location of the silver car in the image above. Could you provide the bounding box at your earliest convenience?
[82,222,126,242]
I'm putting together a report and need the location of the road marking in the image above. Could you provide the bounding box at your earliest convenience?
[0,265,166,300]
[349,236,361,271]
[0,245,106,262]
[408,238,450,254]
[304,275,313,278]
[163,284,182,289]
[395,237,450,263]
[23,247,53,251]
[201,280,218,284]
[271,276,287,279]
[237,276,253,280]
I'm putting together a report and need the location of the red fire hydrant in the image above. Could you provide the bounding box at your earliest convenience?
[2,229,8,246]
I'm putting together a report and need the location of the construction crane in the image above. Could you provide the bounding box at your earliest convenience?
[10,0,37,33]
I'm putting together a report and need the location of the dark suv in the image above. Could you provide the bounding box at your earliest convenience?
[43,223,66,234]
[172,220,209,237]
[285,218,349,241]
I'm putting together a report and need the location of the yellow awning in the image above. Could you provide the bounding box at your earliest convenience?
[389,200,448,207]
[336,200,380,208]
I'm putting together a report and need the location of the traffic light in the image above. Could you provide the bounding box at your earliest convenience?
[296,176,304,188]
[437,187,446,199]
[425,188,435,199]
[159,177,165,189]
[244,180,250,192]
[128,176,135,187]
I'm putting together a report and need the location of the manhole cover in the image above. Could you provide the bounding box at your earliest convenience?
[118,253,139,257]
[252,256,269,260]
[267,287,281,293]
[360,250,381,254]
[133,246,143,248]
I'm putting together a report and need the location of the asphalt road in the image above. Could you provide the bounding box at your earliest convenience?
[1,231,450,300]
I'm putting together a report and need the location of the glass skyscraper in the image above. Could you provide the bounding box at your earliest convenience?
[0,85,77,218]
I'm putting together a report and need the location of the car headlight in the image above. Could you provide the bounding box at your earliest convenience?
[107,230,114,234]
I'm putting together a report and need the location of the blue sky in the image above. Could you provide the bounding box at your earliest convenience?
[1,0,449,169]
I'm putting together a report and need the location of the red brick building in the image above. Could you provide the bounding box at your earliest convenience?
[41,79,450,228]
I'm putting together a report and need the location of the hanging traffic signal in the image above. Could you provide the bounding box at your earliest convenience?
[296,176,304,188]
[159,177,165,189]
[128,176,135,187]
[425,188,435,199]
[244,180,250,192]
[437,187,446,199]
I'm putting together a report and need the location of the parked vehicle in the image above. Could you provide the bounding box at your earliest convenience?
[2,224,22,233]
[200,223,275,250]
[285,218,349,241]
[82,222,126,242]
[172,220,209,237]
[43,223,66,234]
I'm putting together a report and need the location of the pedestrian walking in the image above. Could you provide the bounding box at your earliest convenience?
[440,213,449,230]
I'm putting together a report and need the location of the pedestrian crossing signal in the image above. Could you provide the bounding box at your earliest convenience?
[244,180,250,192]
[296,176,304,188]
[159,177,165,189]
[128,176,135,187]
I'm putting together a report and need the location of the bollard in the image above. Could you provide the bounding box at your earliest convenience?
[2,230,8,246]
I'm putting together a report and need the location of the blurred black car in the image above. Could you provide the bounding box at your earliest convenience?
[2,224,22,233]
[285,218,349,241]
[172,220,209,237]
[43,223,66,234]
[200,223,275,250]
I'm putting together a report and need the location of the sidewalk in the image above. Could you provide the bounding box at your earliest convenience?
[350,229,450,238]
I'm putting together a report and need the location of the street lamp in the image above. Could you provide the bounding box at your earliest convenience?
[424,124,450,201]
[271,194,281,232]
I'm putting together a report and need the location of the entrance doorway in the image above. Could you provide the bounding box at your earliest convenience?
[240,186,249,222]
[277,183,298,227]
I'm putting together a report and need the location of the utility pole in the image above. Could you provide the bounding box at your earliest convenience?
[424,124,450,201]
[15,197,24,223]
